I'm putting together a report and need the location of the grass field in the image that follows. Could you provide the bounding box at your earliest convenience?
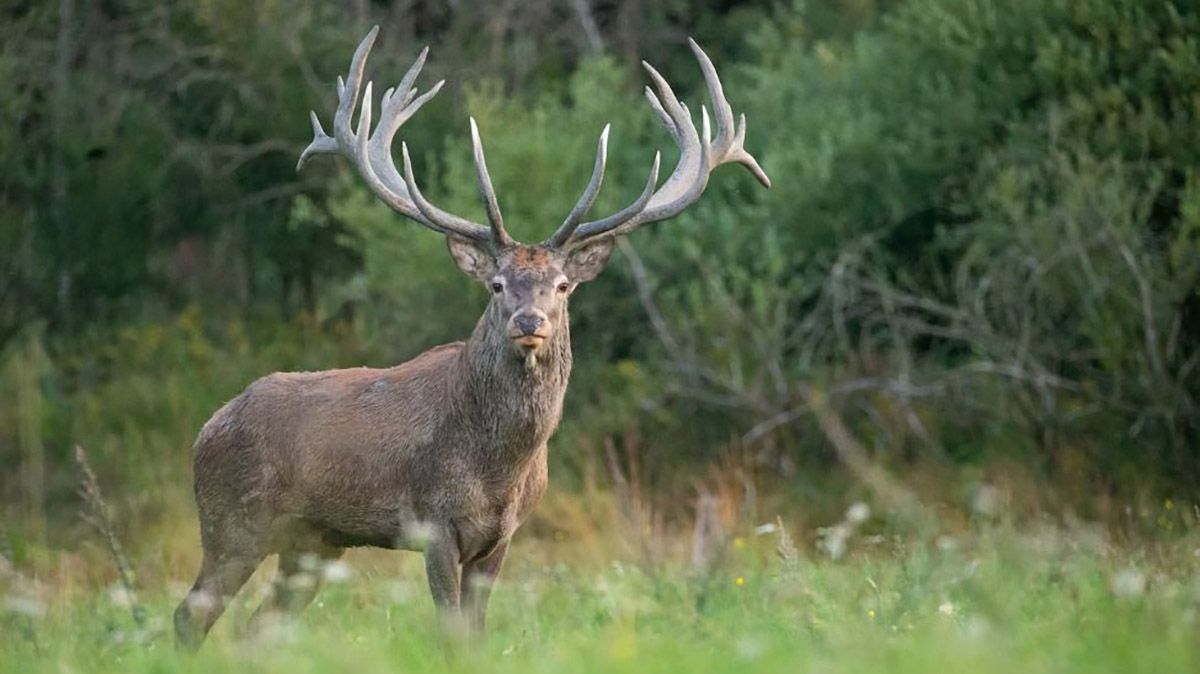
[4,505,1199,674]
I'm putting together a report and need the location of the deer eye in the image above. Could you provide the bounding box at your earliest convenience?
[491,281,503,294]
[557,282,570,293]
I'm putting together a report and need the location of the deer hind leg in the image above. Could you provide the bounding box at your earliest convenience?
[246,544,344,635]
[461,539,509,637]
[174,548,263,650]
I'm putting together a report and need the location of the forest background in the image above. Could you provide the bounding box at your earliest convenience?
[1,3,1198,667]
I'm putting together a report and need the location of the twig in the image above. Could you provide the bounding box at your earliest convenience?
[1116,244,1167,382]
[570,0,605,53]
[75,445,145,628]
[800,388,933,531]
[603,434,631,512]
[618,239,681,355]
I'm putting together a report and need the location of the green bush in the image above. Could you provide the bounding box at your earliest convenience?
[3,0,1198,542]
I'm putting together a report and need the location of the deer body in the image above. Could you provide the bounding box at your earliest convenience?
[195,306,567,558]
[175,25,768,648]
[176,251,576,647]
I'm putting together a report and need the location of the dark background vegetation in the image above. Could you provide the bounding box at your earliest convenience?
[2,0,1198,556]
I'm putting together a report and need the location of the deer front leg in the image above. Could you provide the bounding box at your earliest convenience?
[461,539,509,637]
[424,525,465,638]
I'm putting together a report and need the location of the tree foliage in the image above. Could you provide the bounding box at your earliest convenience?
[1,0,1198,530]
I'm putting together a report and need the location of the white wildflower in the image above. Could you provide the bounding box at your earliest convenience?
[735,635,767,661]
[816,524,850,560]
[386,580,416,604]
[251,613,299,645]
[971,484,1002,517]
[467,572,494,593]
[938,601,956,616]
[963,616,991,640]
[298,553,321,572]
[754,522,778,536]
[846,502,871,524]
[107,583,133,609]
[322,559,352,583]
[4,595,45,617]
[1110,568,1146,599]
[184,590,217,613]
[404,520,437,548]
[287,572,317,591]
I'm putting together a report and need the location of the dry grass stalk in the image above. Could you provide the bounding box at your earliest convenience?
[74,445,145,628]
[775,516,799,569]
[690,489,727,573]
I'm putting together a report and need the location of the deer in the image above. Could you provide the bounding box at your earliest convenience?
[173,25,769,649]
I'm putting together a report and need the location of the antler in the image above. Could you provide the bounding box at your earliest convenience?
[298,26,511,248]
[300,29,766,253]
[544,38,770,249]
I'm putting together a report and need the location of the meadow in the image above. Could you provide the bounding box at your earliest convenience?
[4,504,1200,674]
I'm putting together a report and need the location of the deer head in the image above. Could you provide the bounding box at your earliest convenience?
[297,27,770,363]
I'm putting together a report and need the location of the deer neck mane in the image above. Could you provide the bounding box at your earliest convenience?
[458,302,572,459]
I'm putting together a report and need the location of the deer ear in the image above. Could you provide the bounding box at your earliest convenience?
[564,238,616,283]
[446,236,497,282]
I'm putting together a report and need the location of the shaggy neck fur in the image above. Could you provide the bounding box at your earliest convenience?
[459,300,572,467]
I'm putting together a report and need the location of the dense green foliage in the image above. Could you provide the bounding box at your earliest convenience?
[2,0,1198,569]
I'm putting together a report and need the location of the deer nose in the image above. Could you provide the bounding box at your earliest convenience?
[513,313,544,336]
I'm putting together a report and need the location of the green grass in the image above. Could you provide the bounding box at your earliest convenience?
[3,521,1198,674]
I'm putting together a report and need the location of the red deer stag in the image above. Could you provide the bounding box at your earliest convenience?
[174,26,769,648]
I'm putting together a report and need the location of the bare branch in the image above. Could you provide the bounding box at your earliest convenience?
[617,239,680,354]
[570,0,606,53]
[800,389,932,529]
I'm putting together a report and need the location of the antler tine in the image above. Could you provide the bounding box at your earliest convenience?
[334,26,378,150]
[297,26,499,245]
[546,124,610,248]
[364,77,444,217]
[357,80,375,171]
[372,46,439,147]
[689,38,734,156]
[570,151,661,241]
[553,38,770,248]
[644,88,679,141]
[732,113,771,189]
[689,39,771,189]
[297,111,336,170]
[469,118,513,246]
[298,25,380,171]
[400,142,495,243]
[641,61,693,139]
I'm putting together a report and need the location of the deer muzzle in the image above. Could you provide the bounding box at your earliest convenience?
[510,312,549,348]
